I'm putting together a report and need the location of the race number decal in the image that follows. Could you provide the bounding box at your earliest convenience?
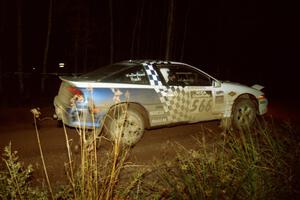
[190,99,212,112]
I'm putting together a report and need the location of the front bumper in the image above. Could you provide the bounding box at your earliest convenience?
[258,97,268,115]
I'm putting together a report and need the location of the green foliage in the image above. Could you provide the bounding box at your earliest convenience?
[0,143,47,200]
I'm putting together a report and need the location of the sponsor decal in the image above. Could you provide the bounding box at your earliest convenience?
[111,88,123,103]
[70,94,84,106]
[149,110,165,115]
[151,116,168,124]
[228,91,236,97]
[155,105,164,109]
[111,88,130,103]
[190,99,212,112]
[191,91,212,98]
[126,71,146,82]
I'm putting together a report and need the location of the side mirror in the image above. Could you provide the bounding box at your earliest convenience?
[213,80,221,88]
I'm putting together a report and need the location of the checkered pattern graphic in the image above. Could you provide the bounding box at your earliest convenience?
[155,86,191,122]
[143,62,190,122]
[144,64,163,86]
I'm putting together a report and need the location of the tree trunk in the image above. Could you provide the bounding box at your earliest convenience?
[135,1,144,58]
[83,10,90,73]
[41,0,53,93]
[16,0,24,95]
[0,0,5,94]
[180,3,190,61]
[130,8,138,59]
[109,0,114,63]
[217,0,225,75]
[165,0,175,60]
[73,2,82,74]
[0,58,2,95]
[73,20,80,74]
[130,0,145,58]
[83,35,89,73]
[0,58,2,94]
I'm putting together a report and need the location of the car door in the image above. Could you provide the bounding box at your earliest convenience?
[188,67,227,122]
[161,64,227,122]
[185,71,216,122]
[168,65,217,122]
[154,65,191,124]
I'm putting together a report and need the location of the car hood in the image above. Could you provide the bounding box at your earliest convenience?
[221,81,264,96]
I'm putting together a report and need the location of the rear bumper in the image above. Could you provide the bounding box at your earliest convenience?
[53,96,84,127]
[54,96,104,128]
[54,96,62,119]
[53,96,74,127]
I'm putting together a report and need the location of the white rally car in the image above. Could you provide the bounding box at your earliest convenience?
[54,60,268,145]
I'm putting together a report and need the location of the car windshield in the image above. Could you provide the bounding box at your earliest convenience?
[80,63,135,81]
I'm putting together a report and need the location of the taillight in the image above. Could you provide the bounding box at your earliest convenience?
[67,86,82,95]
[67,86,84,106]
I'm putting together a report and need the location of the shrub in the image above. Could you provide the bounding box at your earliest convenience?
[0,143,48,200]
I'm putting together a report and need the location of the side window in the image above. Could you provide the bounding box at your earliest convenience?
[195,71,211,86]
[158,65,211,86]
[102,66,149,84]
[159,68,172,84]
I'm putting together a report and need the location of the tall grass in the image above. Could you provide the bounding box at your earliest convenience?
[40,87,130,199]
[121,118,299,199]
[1,100,299,199]
[31,108,54,199]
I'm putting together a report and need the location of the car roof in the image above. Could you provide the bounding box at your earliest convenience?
[121,59,187,66]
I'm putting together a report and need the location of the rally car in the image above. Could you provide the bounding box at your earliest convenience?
[53,60,268,145]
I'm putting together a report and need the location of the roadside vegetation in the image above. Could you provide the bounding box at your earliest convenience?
[119,118,300,199]
[0,113,299,199]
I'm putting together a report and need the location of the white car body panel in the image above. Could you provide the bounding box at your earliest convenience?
[53,60,268,129]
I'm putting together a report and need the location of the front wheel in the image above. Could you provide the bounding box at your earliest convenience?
[105,106,145,146]
[232,99,257,130]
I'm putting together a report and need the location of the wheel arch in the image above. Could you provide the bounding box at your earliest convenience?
[108,102,150,129]
[233,93,259,113]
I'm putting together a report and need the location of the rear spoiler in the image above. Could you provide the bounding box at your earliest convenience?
[251,84,264,91]
[59,76,81,82]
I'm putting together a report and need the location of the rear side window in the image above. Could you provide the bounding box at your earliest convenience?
[101,66,149,85]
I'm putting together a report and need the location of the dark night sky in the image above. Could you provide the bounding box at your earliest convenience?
[0,0,299,100]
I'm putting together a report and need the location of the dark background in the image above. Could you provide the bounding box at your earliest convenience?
[0,0,299,106]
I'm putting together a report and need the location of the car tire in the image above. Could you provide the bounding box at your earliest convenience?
[232,98,257,130]
[104,106,145,146]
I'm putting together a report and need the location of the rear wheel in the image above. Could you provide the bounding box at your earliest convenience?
[104,105,145,146]
[232,98,257,130]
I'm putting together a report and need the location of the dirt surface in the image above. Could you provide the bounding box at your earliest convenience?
[0,106,223,184]
[0,99,299,186]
